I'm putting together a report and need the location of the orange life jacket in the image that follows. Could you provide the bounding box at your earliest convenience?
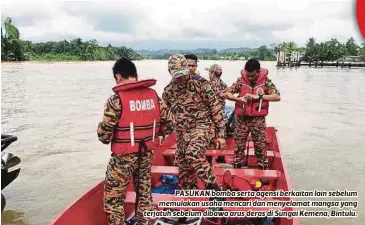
[111,79,161,155]
[234,69,269,117]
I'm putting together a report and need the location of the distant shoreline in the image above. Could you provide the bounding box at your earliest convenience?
[1,58,277,63]
[2,16,364,63]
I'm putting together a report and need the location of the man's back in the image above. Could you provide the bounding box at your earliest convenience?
[162,75,222,133]
[210,78,228,110]
[98,58,161,225]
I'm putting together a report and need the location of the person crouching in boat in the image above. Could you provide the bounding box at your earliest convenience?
[162,53,226,191]
[97,58,171,225]
[225,59,281,170]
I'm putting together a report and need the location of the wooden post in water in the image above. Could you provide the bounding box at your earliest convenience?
[283,51,286,67]
[276,55,364,68]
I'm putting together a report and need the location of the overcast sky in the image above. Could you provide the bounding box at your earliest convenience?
[1,0,364,50]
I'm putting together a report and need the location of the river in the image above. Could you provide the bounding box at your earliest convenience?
[1,60,364,225]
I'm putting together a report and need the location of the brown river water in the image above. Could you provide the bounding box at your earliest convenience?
[1,60,364,225]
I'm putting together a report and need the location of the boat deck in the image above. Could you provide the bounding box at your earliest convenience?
[49,127,299,225]
[122,133,286,209]
[150,165,279,179]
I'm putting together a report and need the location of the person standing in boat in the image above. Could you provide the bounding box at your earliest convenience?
[97,58,172,225]
[205,64,236,138]
[205,64,229,163]
[162,53,227,191]
[225,59,281,170]
[206,64,228,115]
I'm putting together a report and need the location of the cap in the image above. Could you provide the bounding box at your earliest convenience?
[168,54,190,78]
[205,64,222,73]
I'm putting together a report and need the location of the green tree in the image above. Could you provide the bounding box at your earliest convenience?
[345,37,359,56]
[252,45,275,61]
[1,17,25,61]
[359,43,365,61]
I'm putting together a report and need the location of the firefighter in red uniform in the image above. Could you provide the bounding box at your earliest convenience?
[97,58,172,225]
[225,59,281,169]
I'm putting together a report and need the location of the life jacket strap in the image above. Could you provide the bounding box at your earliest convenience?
[130,122,135,146]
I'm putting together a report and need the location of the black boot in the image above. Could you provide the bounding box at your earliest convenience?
[206,183,226,211]
[206,156,213,164]
[216,156,226,163]
[177,217,187,224]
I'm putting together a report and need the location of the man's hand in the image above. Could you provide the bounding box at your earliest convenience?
[244,94,259,100]
[236,96,247,103]
[215,137,226,149]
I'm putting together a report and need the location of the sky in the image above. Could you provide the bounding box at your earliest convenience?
[1,0,364,50]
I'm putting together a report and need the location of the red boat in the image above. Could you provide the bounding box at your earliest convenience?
[49,126,299,225]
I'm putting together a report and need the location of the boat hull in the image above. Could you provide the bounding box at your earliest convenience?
[49,127,299,225]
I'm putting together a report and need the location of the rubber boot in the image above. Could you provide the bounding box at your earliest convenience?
[206,183,226,212]
[216,156,226,164]
[126,215,138,225]
[177,217,187,224]
[206,156,213,164]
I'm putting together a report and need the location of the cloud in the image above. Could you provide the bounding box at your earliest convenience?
[1,0,364,49]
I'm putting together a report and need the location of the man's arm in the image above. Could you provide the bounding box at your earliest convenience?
[225,92,242,102]
[245,78,281,101]
[263,79,281,101]
[158,96,174,136]
[201,82,225,138]
[225,78,246,102]
[162,90,171,108]
[97,95,121,144]
[212,79,228,99]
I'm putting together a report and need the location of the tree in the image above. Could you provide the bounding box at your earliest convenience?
[302,38,316,61]
[359,43,365,61]
[254,45,274,61]
[345,37,359,56]
[1,17,25,61]
[323,38,346,61]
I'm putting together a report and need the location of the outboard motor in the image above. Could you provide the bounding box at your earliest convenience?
[1,134,21,212]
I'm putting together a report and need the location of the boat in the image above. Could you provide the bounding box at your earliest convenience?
[49,109,299,225]
[1,134,22,213]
